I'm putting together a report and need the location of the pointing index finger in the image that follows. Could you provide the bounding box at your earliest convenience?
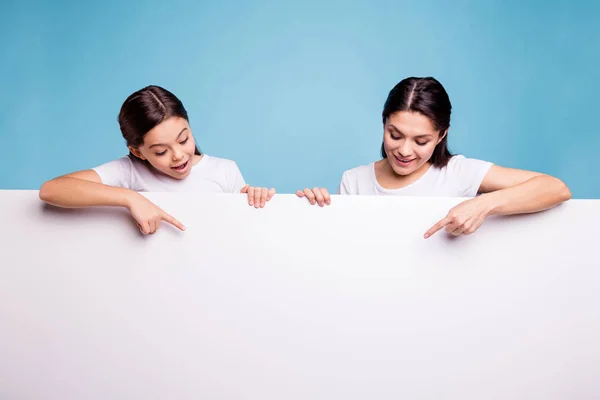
[162,212,186,231]
[424,216,449,239]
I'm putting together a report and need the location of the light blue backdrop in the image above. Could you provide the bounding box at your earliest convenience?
[1,0,598,198]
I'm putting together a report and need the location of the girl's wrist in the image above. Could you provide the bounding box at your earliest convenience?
[120,188,139,210]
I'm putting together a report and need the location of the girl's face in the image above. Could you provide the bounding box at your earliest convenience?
[382,111,446,176]
[129,117,198,179]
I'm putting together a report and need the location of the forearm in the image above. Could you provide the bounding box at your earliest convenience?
[39,177,136,209]
[481,175,571,216]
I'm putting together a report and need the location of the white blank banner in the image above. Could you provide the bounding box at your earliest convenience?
[0,190,599,399]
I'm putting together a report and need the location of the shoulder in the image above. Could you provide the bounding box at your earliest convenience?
[338,162,376,195]
[342,162,374,182]
[199,154,241,171]
[92,156,139,188]
[92,155,136,176]
[445,154,494,173]
[195,154,246,193]
[442,154,494,196]
[93,156,134,169]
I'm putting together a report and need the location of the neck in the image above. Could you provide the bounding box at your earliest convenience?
[375,158,432,190]
[191,154,203,166]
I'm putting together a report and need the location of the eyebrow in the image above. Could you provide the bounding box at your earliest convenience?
[388,124,433,139]
[149,128,188,148]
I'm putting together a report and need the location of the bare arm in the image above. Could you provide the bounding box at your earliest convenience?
[38,170,185,233]
[39,170,137,209]
[477,165,572,216]
[424,166,571,238]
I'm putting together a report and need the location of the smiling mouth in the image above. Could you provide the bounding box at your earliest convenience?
[172,160,188,171]
[394,155,415,164]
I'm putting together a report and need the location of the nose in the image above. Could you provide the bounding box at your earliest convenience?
[398,140,412,157]
[172,148,184,161]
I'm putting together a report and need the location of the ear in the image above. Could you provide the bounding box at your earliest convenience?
[128,146,146,160]
[437,129,448,144]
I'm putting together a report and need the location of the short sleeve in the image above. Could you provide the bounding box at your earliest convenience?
[448,155,494,197]
[92,157,133,189]
[338,171,351,195]
[228,162,247,193]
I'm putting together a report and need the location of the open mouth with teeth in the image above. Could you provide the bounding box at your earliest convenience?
[394,155,415,165]
[171,160,189,171]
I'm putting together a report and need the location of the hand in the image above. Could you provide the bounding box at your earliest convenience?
[424,197,491,239]
[296,187,331,207]
[127,193,186,234]
[241,184,276,208]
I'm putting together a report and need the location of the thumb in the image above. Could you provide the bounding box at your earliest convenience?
[240,184,250,193]
[295,190,305,197]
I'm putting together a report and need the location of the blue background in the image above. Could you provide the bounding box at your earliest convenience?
[1,0,598,198]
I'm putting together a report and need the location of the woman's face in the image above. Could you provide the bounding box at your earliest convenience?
[382,111,445,176]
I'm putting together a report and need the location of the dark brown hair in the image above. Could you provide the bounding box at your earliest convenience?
[381,77,452,167]
[118,85,201,160]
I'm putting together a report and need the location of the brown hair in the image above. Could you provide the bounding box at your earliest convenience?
[118,85,201,160]
[381,77,452,167]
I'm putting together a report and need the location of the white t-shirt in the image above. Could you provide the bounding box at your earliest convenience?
[92,154,246,193]
[338,155,493,197]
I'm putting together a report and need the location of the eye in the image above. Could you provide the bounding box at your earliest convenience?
[389,132,401,140]
[416,141,429,146]
[180,137,189,145]
[155,150,167,156]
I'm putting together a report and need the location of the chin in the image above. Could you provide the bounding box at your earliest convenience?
[391,167,413,176]
[161,169,184,179]
[386,159,417,176]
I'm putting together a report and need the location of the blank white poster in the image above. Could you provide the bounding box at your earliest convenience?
[0,191,599,399]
